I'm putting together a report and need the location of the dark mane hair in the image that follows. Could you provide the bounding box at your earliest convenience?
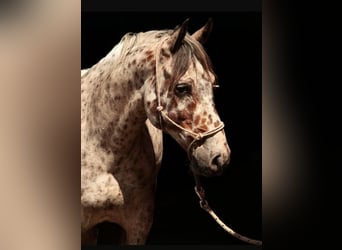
[171,35,217,84]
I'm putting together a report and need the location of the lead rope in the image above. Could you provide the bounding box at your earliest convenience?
[154,36,261,246]
[194,174,262,246]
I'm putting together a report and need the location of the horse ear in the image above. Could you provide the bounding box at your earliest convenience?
[191,18,213,44]
[169,18,189,54]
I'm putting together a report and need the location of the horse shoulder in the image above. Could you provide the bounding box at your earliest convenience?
[81,143,124,208]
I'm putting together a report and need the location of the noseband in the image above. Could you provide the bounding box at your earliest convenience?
[154,37,225,160]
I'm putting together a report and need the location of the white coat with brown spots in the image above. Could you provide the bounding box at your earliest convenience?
[81,19,231,245]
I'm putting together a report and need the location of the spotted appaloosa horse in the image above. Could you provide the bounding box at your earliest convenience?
[81,19,231,245]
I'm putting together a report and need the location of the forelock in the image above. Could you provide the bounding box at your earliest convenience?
[170,35,216,83]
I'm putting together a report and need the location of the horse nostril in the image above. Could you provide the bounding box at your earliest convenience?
[211,154,230,173]
[211,154,223,169]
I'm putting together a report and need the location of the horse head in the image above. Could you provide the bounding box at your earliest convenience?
[145,19,231,177]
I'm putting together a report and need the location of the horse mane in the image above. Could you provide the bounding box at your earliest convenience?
[171,35,217,85]
[107,32,138,65]
[108,29,217,85]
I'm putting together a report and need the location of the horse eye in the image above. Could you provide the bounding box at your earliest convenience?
[174,83,192,96]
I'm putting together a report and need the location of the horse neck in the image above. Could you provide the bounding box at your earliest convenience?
[82,39,157,156]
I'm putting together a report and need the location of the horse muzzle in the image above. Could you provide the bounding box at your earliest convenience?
[188,130,231,177]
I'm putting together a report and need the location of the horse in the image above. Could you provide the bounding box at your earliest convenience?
[81,18,231,245]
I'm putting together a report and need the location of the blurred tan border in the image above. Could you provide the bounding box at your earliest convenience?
[0,1,80,250]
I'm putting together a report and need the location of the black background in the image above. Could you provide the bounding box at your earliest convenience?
[81,11,261,245]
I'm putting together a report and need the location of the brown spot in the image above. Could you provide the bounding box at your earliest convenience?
[187,101,196,113]
[208,114,213,124]
[105,83,110,92]
[168,112,178,122]
[214,120,220,127]
[201,117,207,124]
[164,79,171,87]
[194,125,208,133]
[132,59,136,65]
[169,97,177,110]
[194,115,200,126]
[150,101,157,114]
[182,120,193,130]
[203,111,207,116]
[146,54,153,62]
[201,125,208,131]
[179,110,190,121]
[149,60,156,67]
[145,50,153,55]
